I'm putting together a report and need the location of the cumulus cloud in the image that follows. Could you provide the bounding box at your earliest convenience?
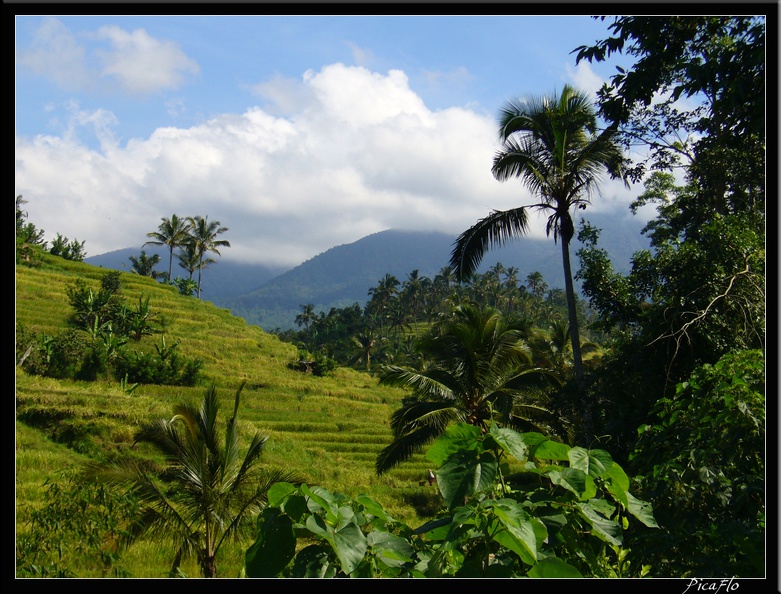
[16,62,640,269]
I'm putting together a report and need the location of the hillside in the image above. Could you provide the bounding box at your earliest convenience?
[15,252,435,577]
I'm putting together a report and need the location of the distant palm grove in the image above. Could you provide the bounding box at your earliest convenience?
[15,17,766,580]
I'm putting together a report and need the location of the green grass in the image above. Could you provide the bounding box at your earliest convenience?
[15,252,438,578]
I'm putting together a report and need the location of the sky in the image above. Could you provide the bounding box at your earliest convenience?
[15,14,650,269]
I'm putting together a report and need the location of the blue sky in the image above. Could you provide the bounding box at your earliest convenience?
[15,14,648,268]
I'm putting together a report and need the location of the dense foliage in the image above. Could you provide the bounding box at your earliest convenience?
[245,422,657,577]
[16,270,204,386]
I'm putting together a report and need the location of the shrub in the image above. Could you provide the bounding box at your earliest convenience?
[113,346,203,387]
[16,471,139,578]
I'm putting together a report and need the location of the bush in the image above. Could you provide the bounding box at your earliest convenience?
[16,325,90,379]
[113,347,203,387]
[16,471,139,578]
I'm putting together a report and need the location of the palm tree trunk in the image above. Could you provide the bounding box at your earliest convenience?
[561,238,594,442]
[560,238,583,379]
[197,258,203,299]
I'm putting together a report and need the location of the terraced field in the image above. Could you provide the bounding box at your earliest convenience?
[16,252,441,552]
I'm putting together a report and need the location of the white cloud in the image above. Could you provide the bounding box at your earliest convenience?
[17,18,199,96]
[565,60,605,100]
[18,17,91,92]
[92,25,200,95]
[347,41,374,68]
[15,63,640,269]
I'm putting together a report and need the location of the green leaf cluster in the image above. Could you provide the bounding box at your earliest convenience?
[245,422,655,578]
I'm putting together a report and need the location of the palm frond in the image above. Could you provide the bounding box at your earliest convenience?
[450,207,530,281]
[376,420,452,475]
[379,365,454,400]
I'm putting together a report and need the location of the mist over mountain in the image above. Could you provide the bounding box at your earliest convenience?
[221,210,651,330]
[86,210,651,332]
[85,246,287,302]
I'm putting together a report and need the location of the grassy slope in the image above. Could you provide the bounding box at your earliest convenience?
[15,253,439,577]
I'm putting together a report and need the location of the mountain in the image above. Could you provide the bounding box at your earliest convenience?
[220,210,651,331]
[87,210,651,332]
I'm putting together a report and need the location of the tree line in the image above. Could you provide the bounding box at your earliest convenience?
[276,265,596,379]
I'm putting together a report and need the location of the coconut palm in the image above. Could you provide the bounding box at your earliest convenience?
[187,215,230,299]
[144,214,192,283]
[366,274,400,335]
[80,381,304,577]
[528,320,604,380]
[450,85,627,380]
[128,250,163,279]
[351,327,380,372]
[375,303,562,475]
[176,240,200,281]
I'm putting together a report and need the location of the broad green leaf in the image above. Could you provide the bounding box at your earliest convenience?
[367,531,415,568]
[437,449,497,510]
[305,514,368,575]
[568,447,613,477]
[625,491,659,528]
[426,423,483,466]
[537,512,568,536]
[279,492,308,522]
[451,503,478,527]
[412,515,452,538]
[292,544,338,578]
[575,501,623,546]
[530,438,571,461]
[305,513,331,540]
[588,497,616,517]
[527,557,583,577]
[356,494,394,522]
[244,509,296,577]
[331,521,368,574]
[335,505,358,530]
[302,484,338,522]
[548,467,595,499]
[604,462,631,507]
[489,425,530,461]
[518,432,548,448]
[489,499,543,565]
[266,481,297,507]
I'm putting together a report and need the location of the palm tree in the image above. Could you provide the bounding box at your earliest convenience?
[375,303,561,475]
[401,269,424,336]
[503,266,521,312]
[128,250,163,279]
[450,85,627,380]
[295,304,316,331]
[187,215,230,299]
[176,240,200,281]
[366,274,400,334]
[351,327,380,372]
[81,381,304,578]
[144,214,192,283]
[525,271,547,299]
